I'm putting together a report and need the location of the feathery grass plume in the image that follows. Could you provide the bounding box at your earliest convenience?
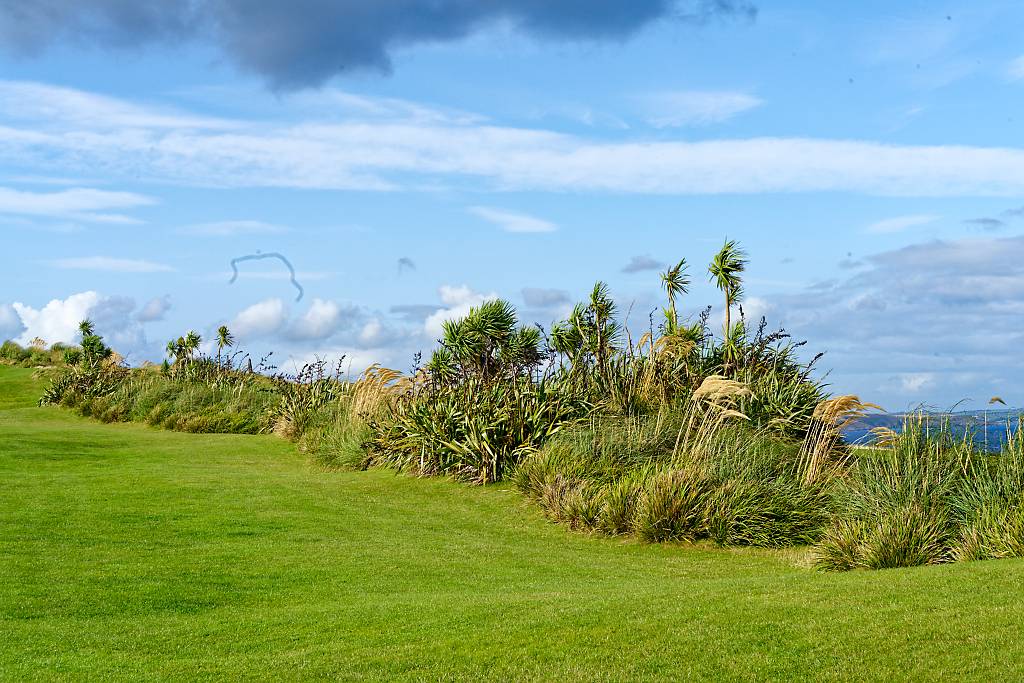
[674,375,751,459]
[350,363,402,417]
[798,395,881,485]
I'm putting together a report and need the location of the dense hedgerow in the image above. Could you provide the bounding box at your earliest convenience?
[35,240,1024,571]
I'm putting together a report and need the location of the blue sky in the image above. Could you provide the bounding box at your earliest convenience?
[2,0,1024,409]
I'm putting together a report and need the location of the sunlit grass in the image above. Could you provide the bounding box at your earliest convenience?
[3,365,1024,680]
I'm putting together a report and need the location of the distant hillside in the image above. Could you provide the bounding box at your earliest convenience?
[844,408,1023,448]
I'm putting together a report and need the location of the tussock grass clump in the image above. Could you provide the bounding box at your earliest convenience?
[814,416,1024,571]
[515,403,838,548]
[297,365,401,470]
[634,468,716,542]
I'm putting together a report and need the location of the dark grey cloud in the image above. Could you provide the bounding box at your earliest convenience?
[0,1,756,89]
[522,287,571,309]
[621,254,664,274]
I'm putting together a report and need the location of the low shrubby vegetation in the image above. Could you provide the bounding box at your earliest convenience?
[1,338,70,368]
[26,240,1024,571]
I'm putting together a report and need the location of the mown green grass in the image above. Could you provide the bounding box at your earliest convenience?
[2,365,1023,681]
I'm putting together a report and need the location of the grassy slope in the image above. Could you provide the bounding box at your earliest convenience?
[1,366,1023,681]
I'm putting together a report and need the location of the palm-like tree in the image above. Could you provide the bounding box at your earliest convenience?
[215,325,234,367]
[660,258,689,333]
[183,330,202,361]
[78,319,95,337]
[431,299,539,382]
[708,240,747,345]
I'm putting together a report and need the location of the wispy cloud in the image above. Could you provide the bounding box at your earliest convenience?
[1008,55,1024,81]
[48,256,174,273]
[622,255,663,274]
[964,217,1006,231]
[0,186,155,224]
[468,206,557,233]
[7,82,1024,197]
[865,214,939,234]
[522,287,571,308]
[0,81,232,130]
[636,90,763,127]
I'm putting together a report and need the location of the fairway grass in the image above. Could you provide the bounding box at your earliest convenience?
[2,366,1023,681]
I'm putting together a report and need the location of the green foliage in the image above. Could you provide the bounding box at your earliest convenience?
[428,298,543,382]
[0,340,29,363]
[370,375,591,483]
[814,416,1024,571]
[515,411,835,547]
[1,339,70,368]
[370,299,588,483]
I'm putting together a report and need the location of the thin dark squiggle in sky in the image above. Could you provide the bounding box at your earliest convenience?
[229,251,305,301]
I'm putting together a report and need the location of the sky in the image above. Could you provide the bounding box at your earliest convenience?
[1,0,1024,410]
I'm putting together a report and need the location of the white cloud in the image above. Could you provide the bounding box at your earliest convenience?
[180,220,286,236]
[359,319,383,345]
[49,256,174,273]
[1008,56,1024,81]
[230,298,288,339]
[424,285,498,338]
[7,292,162,360]
[284,346,402,378]
[0,186,155,223]
[637,90,763,127]
[7,81,1024,197]
[136,295,171,322]
[288,298,344,340]
[865,214,940,234]
[12,292,101,346]
[708,296,775,332]
[467,206,557,233]
[900,373,935,393]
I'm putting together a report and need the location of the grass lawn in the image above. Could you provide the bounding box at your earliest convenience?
[2,365,1023,681]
